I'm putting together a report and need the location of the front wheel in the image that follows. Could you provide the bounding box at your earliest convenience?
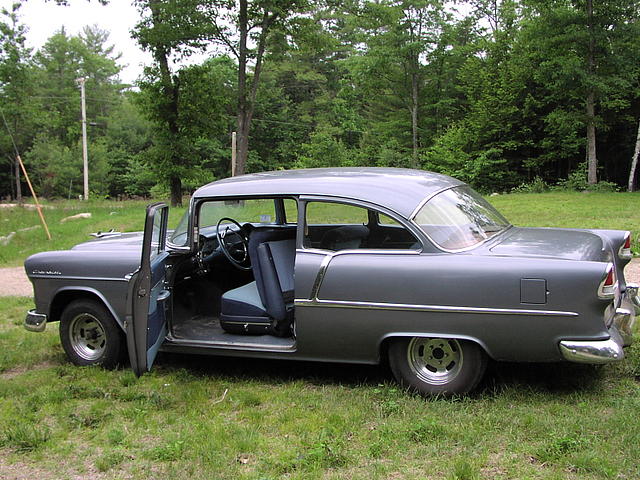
[388,337,487,396]
[60,299,126,369]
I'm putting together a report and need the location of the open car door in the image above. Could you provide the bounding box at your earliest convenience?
[127,202,170,377]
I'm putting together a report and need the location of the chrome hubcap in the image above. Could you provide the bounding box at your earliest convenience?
[69,313,107,361]
[407,337,463,385]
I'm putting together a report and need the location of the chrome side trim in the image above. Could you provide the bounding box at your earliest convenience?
[294,298,579,317]
[310,255,333,300]
[559,326,624,364]
[29,275,129,282]
[24,310,47,332]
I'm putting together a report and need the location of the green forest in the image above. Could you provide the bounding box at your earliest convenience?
[1,0,639,206]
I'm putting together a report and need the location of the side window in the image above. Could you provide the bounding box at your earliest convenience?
[283,198,298,224]
[150,210,164,259]
[304,201,420,251]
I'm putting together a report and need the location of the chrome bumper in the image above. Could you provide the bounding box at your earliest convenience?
[559,326,624,364]
[559,283,638,364]
[618,283,639,346]
[24,310,47,332]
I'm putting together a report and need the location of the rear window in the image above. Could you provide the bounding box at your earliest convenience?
[414,186,510,251]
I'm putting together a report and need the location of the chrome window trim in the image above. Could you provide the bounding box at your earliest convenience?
[409,185,455,220]
[294,298,579,318]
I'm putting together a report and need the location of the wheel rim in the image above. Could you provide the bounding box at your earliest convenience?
[407,337,463,386]
[69,313,107,361]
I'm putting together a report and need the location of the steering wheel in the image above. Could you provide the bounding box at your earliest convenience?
[216,217,251,271]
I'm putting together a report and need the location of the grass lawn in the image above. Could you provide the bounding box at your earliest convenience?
[0,199,187,267]
[1,191,639,479]
[1,296,640,479]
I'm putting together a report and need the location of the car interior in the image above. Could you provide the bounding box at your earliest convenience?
[166,197,420,349]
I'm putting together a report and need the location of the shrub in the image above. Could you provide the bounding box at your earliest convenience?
[511,176,549,193]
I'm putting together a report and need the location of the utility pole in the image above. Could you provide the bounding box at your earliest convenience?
[76,77,89,200]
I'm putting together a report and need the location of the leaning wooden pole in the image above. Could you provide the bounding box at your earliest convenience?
[16,154,51,240]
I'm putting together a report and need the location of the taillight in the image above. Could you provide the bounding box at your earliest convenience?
[598,263,617,299]
[619,232,632,260]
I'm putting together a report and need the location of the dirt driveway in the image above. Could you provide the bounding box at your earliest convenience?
[2,259,640,298]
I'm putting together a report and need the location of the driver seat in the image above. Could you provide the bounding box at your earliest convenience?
[220,230,295,336]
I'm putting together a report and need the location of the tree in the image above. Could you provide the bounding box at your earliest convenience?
[350,0,447,167]
[133,0,217,205]
[0,2,35,201]
[209,0,307,175]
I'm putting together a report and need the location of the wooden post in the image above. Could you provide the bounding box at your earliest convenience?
[17,154,51,240]
[15,157,22,203]
[231,131,237,176]
[77,77,89,200]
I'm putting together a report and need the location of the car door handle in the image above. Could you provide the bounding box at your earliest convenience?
[157,290,171,302]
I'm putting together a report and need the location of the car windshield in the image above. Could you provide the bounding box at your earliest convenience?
[169,199,280,246]
[414,186,510,251]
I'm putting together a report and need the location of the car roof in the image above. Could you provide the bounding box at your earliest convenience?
[192,167,464,218]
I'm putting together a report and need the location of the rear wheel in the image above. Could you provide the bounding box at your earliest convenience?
[388,337,487,396]
[60,299,125,369]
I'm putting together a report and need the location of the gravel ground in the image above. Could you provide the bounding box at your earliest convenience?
[0,267,32,297]
[2,259,639,298]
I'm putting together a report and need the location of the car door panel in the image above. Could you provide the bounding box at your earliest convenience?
[127,203,170,377]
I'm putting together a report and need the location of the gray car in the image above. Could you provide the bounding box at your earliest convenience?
[23,168,639,395]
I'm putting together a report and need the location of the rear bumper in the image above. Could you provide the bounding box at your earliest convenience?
[24,310,47,332]
[559,283,638,364]
[559,326,624,364]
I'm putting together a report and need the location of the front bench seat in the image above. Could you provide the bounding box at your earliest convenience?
[220,231,295,336]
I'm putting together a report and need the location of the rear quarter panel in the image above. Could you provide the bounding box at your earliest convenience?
[295,252,611,363]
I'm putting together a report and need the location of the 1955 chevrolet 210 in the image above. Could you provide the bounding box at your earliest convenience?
[23,168,639,395]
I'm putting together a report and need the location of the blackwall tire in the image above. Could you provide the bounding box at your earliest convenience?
[59,299,125,369]
[388,337,487,396]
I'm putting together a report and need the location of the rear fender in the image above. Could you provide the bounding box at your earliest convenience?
[379,332,493,361]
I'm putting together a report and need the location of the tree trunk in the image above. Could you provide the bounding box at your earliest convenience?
[586,90,597,185]
[411,71,419,169]
[15,157,22,203]
[234,4,275,176]
[628,119,640,192]
[149,0,182,207]
[586,0,597,185]
[170,175,182,207]
[235,0,249,176]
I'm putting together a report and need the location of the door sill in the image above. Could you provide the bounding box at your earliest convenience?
[165,334,297,352]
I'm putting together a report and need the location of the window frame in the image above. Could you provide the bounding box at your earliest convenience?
[298,195,424,254]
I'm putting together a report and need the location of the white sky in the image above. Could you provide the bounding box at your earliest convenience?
[3,0,151,84]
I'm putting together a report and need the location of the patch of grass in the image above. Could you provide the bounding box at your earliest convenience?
[489,191,640,255]
[0,422,51,452]
[0,198,186,267]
